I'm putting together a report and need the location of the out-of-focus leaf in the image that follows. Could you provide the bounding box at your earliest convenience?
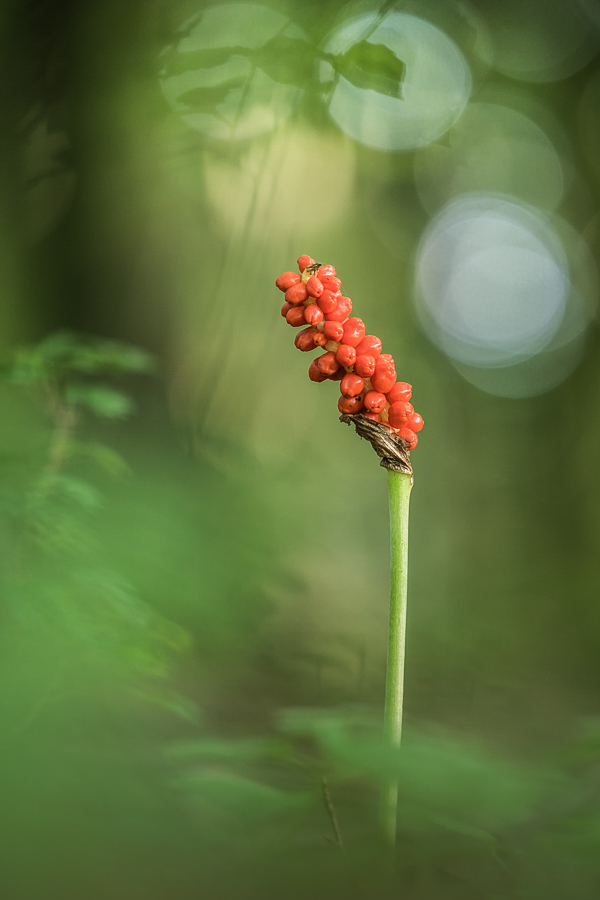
[78,442,131,476]
[166,737,287,763]
[64,384,134,418]
[326,40,405,99]
[34,472,102,510]
[171,770,309,824]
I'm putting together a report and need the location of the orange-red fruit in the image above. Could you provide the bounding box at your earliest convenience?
[363,391,386,413]
[372,366,396,394]
[364,412,382,422]
[281,301,293,318]
[378,353,396,369]
[340,373,364,397]
[317,265,336,278]
[407,413,424,433]
[338,394,365,414]
[314,332,328,347]
[297,255,315,272]
[306,276,324,298]
[325,295,352,322]
[336,344,357,368]
[397,426,418,449]
[342,317,366,347]
[276,271,301,291]
[355,354,376,378]
[316,351,341,376]
[388,401,414,428]
[308,359,328,382]
[329,366,345,381]
[286,306,307,327]
[295,326,318,352]
[323,320,344,342]
[304,304,324,325]
[386,382,412,404]
[285,282,308,305]
[355,335,382,358]
[317,290,338,314]
[320,275,342,293]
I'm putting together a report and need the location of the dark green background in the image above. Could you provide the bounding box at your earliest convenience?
[1,1,600,897]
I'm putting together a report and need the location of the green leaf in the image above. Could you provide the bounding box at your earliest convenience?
[64,384,134,419]
[328,40,405,99]
[80,442,131,476]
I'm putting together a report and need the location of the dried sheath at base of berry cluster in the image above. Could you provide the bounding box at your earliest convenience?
[276,255,424,453]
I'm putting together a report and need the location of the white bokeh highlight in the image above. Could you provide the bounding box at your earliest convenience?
[320,12,471,152]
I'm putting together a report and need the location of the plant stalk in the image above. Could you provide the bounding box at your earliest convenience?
[380,469,412,847]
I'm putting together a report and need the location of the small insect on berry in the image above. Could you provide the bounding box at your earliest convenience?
[317,265,336,279]
[276,271,301,291]
[297,255,315,272]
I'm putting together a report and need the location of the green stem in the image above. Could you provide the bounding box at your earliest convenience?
[380,469,412,847]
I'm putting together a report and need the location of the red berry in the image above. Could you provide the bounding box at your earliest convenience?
[342,317,366,347]
[276,271,301,291]
[295,326,318,352]
[407,412,424,433]
[364,411,382,422]
[372,366,396,394]
[320,275,342,293]
[286,306,307,327]
[317,265,336,279]
[323,320,344,341]
[306,276,324,298]
[355,335,382,358]
[354,354,376,378]
[316,351,341,376]
[363,391,386,413]
[386,382,412,404]
[397,426,418,449]
[281,301,292,318]
[325,296,352,322]
[338,394,365,414]
[314,332,328,347]
[304,304,324,325]
[336,344,357,368]
[285,282,308,305]
[388,401,414,428]
[297,255,315,272]
[329,366,345,381]
[316,290,338,314]
[340,373,364,397]
[378,353,396,370]
[308,359,328,382]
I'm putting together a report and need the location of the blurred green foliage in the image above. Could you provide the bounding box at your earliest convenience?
[1,0,600,897]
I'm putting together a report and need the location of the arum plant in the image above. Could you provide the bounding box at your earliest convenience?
[276,255,424,847]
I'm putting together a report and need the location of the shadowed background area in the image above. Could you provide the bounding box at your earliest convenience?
[1,0,600,897]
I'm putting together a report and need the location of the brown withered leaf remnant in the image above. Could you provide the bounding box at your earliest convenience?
[339,414,413,478]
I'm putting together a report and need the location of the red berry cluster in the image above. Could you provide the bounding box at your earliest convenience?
[276,255,424,450]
